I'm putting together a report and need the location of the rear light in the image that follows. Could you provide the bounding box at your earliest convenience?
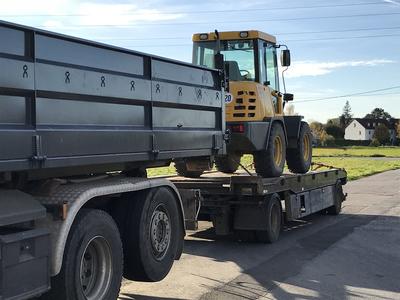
[230,124,245,133]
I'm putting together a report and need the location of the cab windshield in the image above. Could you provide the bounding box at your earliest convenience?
[193,40,256,81]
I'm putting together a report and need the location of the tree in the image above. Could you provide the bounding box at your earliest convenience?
[339,100,352,128]
[325,124,344,139]
[373,124,390,145]
[309,122,334,146]
[397,122,400,139]
[365,108,392,119]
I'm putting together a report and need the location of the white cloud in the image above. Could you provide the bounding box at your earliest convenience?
[77,3,184,26]
[383,0,400,6]
[286,59,395,78]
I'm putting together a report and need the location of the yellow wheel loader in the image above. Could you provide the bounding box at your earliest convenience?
[176,30,313,177]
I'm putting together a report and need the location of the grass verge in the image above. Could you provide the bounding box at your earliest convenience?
[147,155,400,181]
[313,146,400,158]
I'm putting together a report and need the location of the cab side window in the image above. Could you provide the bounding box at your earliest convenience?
[258,41,279,91]
[265,44,279,91]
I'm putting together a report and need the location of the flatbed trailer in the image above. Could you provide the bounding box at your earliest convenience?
[174,169,347,242]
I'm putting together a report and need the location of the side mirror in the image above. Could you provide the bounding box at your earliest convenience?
[281,49,291,67]
[283,93,294,101]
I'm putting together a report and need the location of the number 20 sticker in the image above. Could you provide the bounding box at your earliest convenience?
[224,93,233,103]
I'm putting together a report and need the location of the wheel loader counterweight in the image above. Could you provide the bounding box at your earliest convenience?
[174,30,313,178]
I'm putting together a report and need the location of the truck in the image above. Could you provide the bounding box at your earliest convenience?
[0,20,347,300]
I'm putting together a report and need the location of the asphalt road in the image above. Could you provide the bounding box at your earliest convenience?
[119,169,400,300]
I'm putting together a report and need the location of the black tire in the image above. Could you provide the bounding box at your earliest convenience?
[40,209,123,300]
[121,187,182,282]
[255,194,282,243]
[215,153,241,174]
[286,122,312,174]
[254,123,286,177]
[175,160,207,178]
[327,182,344,215]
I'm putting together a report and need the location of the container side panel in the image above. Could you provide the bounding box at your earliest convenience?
[35,34,144,76]
[152,59,216,88]
[39,130,152,157]
[0,58,34,90]
[36,98,145,127]
[0,26,25,56]
[153,107,216,129]
[0,95,26,125]
[36,63,151,101]
[151,81,222,108]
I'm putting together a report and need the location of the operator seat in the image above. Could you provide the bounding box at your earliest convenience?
[224,61,242,81]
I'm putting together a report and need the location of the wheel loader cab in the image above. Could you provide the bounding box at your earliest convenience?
[192,30,285,122]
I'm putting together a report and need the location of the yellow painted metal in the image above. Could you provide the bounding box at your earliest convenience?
[226,81,283,122]
[303,133,311,161]
[273,135,283,166]
[193,30,277,44]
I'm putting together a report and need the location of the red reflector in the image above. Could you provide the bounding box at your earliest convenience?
[230,124,245,133]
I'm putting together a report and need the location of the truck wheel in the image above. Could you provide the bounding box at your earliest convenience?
[327,182,344,215]
[286,122,312,174]
[41,209,123,300]
[254,123,286,177]
[255,194,282,243]
[122,187,182,282]
[175,159,208,178]
[215,153,241,173]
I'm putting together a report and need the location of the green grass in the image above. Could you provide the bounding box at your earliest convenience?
[312,157,400,181]
[147,147,400,180]
[313,146,400,158]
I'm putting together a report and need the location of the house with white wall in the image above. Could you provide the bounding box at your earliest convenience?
[344,118,398,142]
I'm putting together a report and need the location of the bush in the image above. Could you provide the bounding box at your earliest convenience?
[369,138,380,147]
[321,134,336,146]
[334,139,371,147]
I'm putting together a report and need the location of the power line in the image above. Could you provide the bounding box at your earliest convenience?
[295,86,400,103]
[36,12,400,28]
[0,1,389,17]
[283,32,400,42]
[95,26,400,41]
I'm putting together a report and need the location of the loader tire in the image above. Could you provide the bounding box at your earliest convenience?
[215,153,241,174]
[254,123,286,177]
[175,159,209,178]
[286,122,312,174]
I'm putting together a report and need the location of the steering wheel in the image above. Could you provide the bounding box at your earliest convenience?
[240,69,251,78]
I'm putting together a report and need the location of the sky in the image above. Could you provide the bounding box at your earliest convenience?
[1,0,399,122]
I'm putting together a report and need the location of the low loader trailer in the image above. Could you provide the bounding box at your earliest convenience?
[174,169,347,242]
[0,20,347,300]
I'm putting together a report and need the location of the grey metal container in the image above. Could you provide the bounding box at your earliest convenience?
[0,21,225,178]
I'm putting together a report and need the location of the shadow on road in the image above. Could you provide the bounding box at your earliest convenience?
[183,213,400,300]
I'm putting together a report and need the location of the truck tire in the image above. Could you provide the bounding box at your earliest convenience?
[255,194,282,243]
[327,182,344,215]
[175,160,208,178]
[286,122,312,174]
[254,123,286,177]
[121,187,182,282]
[215,153,241,174]
[41,209,123,300]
